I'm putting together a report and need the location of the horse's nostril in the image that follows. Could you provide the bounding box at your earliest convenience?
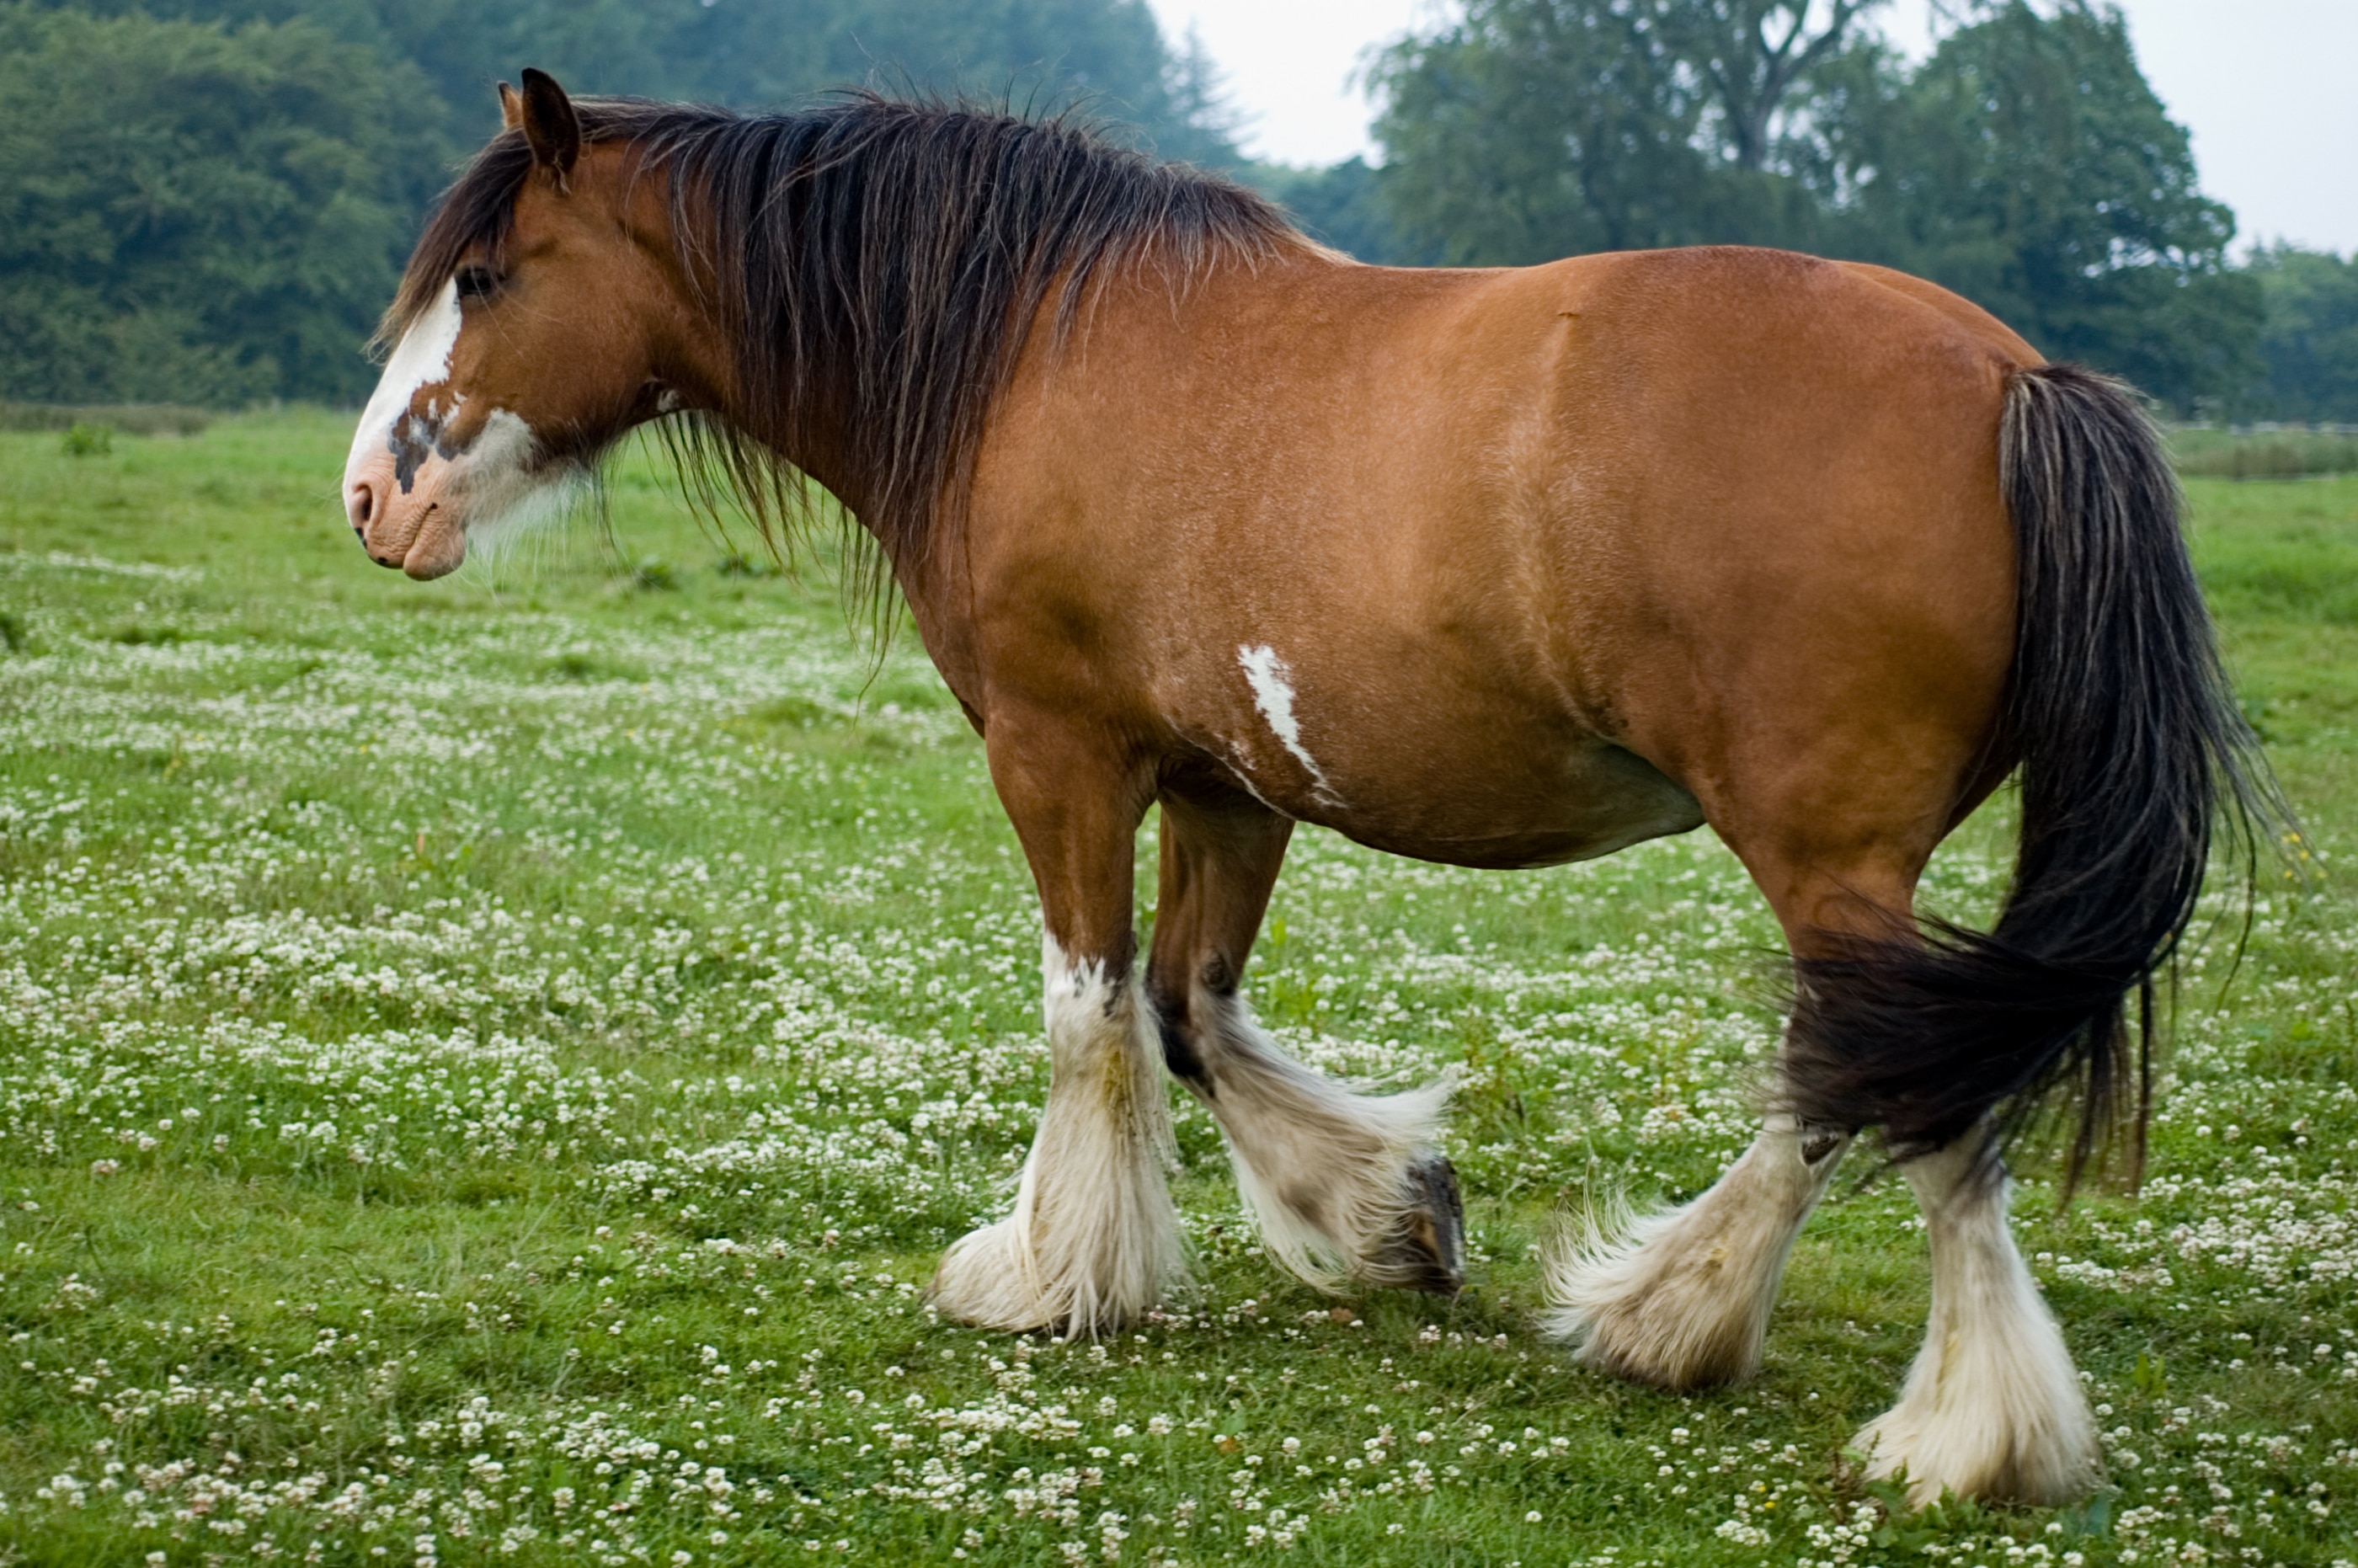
[347,480,376,536]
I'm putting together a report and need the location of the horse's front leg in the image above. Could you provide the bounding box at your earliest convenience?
[926,731,1186,1336]
[1147,786,1464,1293]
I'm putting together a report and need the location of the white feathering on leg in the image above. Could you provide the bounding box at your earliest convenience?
[1544,1115,1848,1388]
[928,939,1187,1336]
[1187,990,1455,1289]
[1855,1138,2101,1506]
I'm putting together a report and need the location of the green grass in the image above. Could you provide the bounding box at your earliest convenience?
[2,413,2353,1567]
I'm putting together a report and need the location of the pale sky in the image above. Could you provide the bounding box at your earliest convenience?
[1142,0,2358,253]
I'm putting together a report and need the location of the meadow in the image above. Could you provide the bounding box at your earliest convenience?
[1,410,2353,1567]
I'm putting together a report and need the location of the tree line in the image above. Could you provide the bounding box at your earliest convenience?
[0,0,1232,404]
[1,0,2350,419]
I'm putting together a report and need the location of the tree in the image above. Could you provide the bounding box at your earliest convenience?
[1151,22,1251,168]
[0,3,424,403]
[1373,0,1715,262]
[2247,246,2358,424]
[1667,0,1881,173]
[1250,159,1440,265]
[1368,0,1882,264]
[45,0,1237,168]
[1834,1,2259,410]
[1369,0,2261,412]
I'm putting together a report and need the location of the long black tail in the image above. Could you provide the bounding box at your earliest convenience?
[1785,363,2288,1187]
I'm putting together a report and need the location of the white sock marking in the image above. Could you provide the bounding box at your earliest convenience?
[928,938,1186,1335]
[1183,989,1452,1288]
[1857,1139,2100,1505]
[1544,1114,1846,1387]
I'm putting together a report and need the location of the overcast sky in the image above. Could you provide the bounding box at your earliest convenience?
[1140,0,2358,253]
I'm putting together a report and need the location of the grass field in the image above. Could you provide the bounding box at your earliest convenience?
[2,411,2354,1568]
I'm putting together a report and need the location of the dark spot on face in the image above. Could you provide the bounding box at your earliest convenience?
[389,411,439,494]
[389,398,479,494]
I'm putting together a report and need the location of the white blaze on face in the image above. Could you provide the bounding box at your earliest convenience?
[345,279,463,487]
[342,276,562,563]
[1236,643,1341,805]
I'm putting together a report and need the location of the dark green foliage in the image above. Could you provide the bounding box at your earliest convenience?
[1147,20,1253,168]
[59,423,114,457]
[2171,428,2358,482]
[2248,245,2358,423]
[1368,0,1874,263]
[1249,158,1440,265]
[4,0,1240,407]
[0,3,425,403]
[0,401,214,435]
[1371,0,1737,262]
[1836,2,2261,411]
[40,0,1230,166]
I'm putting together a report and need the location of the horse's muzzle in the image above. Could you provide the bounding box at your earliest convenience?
[344,453,467,580]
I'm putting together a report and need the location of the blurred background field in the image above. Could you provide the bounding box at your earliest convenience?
[2171,426,2358,482]
[1,413,2354,1565]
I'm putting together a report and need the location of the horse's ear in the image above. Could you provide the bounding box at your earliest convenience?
[498,80,524,132]
[516,67,580,188]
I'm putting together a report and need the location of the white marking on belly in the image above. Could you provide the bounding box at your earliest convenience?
[1237,643,1341,805]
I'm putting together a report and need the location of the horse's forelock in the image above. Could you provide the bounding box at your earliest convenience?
[373,130,534,360]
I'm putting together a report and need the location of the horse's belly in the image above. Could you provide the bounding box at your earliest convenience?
[1221,724,1705,872]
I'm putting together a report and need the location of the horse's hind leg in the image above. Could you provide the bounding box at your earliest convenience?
[1857,1130,2099,1506]
[1146,786,1464,1293]
[1546,860,1902,1388]
[1546,1111,1849,1387]
[926,729,1187,1336]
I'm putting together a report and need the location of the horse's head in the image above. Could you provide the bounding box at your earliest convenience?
[344,72,688,579]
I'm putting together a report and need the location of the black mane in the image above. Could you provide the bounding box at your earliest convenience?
[382,94,1305,576]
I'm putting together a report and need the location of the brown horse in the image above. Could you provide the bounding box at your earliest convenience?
[343,72,2275,1507]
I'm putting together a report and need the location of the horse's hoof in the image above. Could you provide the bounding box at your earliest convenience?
[1366,1153,1465,1293]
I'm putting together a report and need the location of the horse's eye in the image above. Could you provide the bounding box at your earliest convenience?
[454,265,499,302]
